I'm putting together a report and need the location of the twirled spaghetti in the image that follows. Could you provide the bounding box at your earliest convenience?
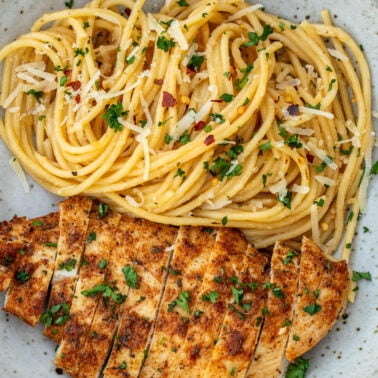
[0,0,373,255]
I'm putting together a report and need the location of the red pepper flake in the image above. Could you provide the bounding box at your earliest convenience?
[67,81,81,91]
[287,104,299,116]
[154,79,164,85]
[75,94,81,104]
[306,154,315,164]
[194,121,206,131]
[162,91,177,107]
[204,134,215,145]
[124,7,131,16]
[211,99,223,103]
[63,69,72,76]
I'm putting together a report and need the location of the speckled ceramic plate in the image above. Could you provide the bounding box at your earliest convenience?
[0,1,377,377]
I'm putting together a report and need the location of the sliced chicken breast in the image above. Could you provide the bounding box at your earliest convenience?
[102,218,178,377]
[140,226,216,378]
[246,242,300,378]
[173,228,248,378]
[55,205,121,376]
[285,236,349,362]
[0,216,27,291]
[204,245,270,377]
[43,196,92,342]
[3,212,60,326]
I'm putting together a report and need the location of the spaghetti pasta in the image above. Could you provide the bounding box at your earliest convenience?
[0,0,373,255]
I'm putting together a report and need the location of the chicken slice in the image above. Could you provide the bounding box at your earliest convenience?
[246,242,300,378]
[54,205,121,376]
[3,212,60,326]
[285,236,349,362]
[43,196,92,342]
[204,245,270,377]
[0,216,27,291]
[0,240,25,292]
[140,226,216,378]
[173,228,248,378]
[102,218,178,377]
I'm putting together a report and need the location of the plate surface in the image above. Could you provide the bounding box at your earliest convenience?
[0,1,377,377]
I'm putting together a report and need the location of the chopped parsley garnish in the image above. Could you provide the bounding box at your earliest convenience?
[26,89,43,103]
[58,258,77,272]
[32,220,44,227]
[174,167,186,180]
[44,242,57,247]
[313,198,325,207]
[370,160,378,175]
[303,303,321,316]
[102,102,128,132]
[98,202,109,218]
[194,309,203,317]
[210,113,225,124]
[259,141,272,151]
[157,35,175,52]
[74,47,89,57]
[177,0,189,6]
[87,231,96,243]
[228,304,246,320]
[285,357,309,378]
[81,282,126,304]
[279,21,285,31]
[122,265,140,289]
[220,93,235,103]
[204,143,244,181]
[305,102,321,110]
[352,271,372,282]
[187,54,204,72]
[235,64,253,90]
[98,258,107,269]
[40,302,70,327]
[202,290,219,303]
[277,191,292,209]
[119,361,127,370]
[231,286,244,304]
[60,76,68,87]
[221,216,228,226]
[168,290,190,313]
[283,250,298,265]
[65,0,74,9]
[282,318,292,327]
[328,78,337,91]
[242,24,273,47]
[15,271,30,283]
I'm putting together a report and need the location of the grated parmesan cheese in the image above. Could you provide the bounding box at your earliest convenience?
[269,178,288,195]
[314,175,336,187]
[169,20,188,50]
[9,157,29,193]
[228,4,264,21]
[298,105,334,119]
[147,13,164,34]
[125,189,144,208]
[327,48,348,62]
[306,141,338,170]
[286,126,314,136]
[292,184,310,194]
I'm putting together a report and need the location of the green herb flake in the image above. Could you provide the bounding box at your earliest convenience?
[98,258,107,269]
[122,265,140,289]
[221,216,228,226]
[259,140,272,151]
[102,102,128,132]
[65,0,74,9]
[26,89,43,103]
[286,357,309,378]
[119,361,127,370]
[220,93,235,103]
[87,231,96,244]
[187,55,204,72]
[58,258,77,272]
[168,290,190,313]
[157,35,175,52]
[370,160,378,175]
[15,271,30,283]
[352,271,372,282]
[277,191,292,209]
[81,282,126,304]
[283,250,298,265]
[60,76,68,87]
[303,303,321,316]
[231,286,244,304]
[202,290,219,303]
